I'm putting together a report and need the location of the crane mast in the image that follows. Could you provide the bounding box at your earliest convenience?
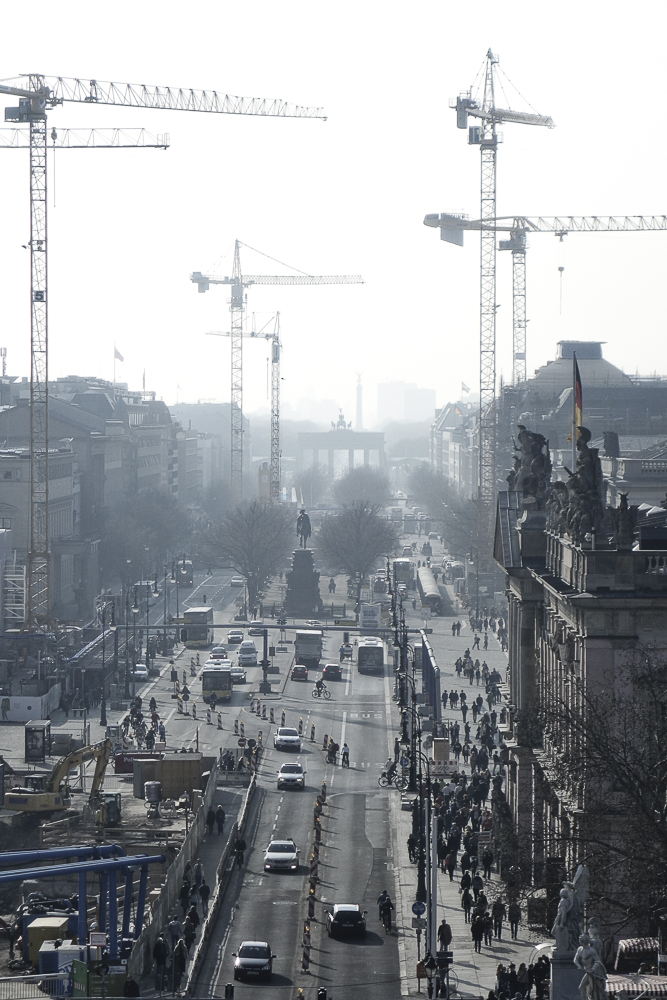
[270,318,281,501]
[0,73,323,626]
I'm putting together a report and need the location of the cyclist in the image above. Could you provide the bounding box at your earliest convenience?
[341,743,350,767]
[380,894,394,932]
[386,758,398,783]
[315,677,326,697]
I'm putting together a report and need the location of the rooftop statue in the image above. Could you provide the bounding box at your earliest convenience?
[512,425,552,506]
[608,492,637,550]
[551,864,588,953]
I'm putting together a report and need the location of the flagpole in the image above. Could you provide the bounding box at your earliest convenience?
[572,350,577,473]
[113,346,116,385]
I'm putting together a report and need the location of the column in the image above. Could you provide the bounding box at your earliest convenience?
[363,449,370,467]
[328,450,334,478]
[348,449,354,470]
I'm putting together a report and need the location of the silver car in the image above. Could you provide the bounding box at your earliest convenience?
[273,727,302,752]
[263,838,299,872]
[277,762,306,790]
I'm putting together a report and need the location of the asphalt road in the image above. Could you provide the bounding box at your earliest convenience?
[192,639,403,1000]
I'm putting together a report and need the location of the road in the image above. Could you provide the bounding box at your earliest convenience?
[191,627,403,1000]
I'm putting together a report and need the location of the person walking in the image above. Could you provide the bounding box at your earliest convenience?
[484,911,494,947]
[461,887,473,923]
[482,847,494,879]
[183,915,196,954]
[198,879,210,916]
[508,900,521,940]
[179,879,190,916]
[216,804,226,834]
[492,898,506,940]
[153,933,169,991]
[194,859,204,889]
[235,836,246,866]
[471,913,484,953]
[445,853,456,882]
[172,938,188,992]
[471,871,484,902]
[206,807,215,835]
[437,918,452,951]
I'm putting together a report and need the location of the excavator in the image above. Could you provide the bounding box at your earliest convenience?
[5,739,112,813]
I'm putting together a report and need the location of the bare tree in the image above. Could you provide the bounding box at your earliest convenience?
[409,464,477,557]
[317,502,399,580]
[333,467,391,507]
[294,463,329,507]
[206,499,293,605]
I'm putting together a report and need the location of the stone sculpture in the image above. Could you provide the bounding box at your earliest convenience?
[551,865,588,952]
[514,425,552,506]
[608,493,637,550]
[574,933,607,1000]
[296,508,312,549]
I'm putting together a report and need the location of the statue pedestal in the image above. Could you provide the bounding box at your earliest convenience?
[551,951,580,1000]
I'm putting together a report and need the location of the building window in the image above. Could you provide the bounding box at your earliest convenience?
[0,518,10,528]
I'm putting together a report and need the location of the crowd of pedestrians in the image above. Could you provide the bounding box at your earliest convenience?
[153,858,212,993]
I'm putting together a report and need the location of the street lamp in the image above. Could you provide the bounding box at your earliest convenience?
[99,600,116,727]
[170,563,180,620]
[423,954,438,999]
[131,587,140,700]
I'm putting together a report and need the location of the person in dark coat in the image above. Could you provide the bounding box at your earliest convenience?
[437,918,452,951]
[153,934,169,991]
[206,807,216,835]
[179,879,190,915]
[216,805,226,834]
[172,938,188,991]
[183,915,196,953]
[199,879,211,916]
[471,913,484,952]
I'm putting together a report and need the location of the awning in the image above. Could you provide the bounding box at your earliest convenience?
[607,975,667,997]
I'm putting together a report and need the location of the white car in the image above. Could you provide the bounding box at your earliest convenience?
[263,838,299,872]
[277,762,306,791]
[248,621,264,636]
[230,576,245,587]
[209,646,229,660]
[227,629,244,644]
[230,664,247,684]
[238,640,258,666]
[273,727,302,752]
[132,665,148,680]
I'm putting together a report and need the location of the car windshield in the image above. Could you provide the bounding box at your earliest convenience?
[280,729,299,737]
[267,842,294,853]
[239,945,270,958]
[281,765,302,773]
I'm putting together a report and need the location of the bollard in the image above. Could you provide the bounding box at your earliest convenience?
[176,679,180,694]
[217,712,223,730]
[314,799,322,817]
[301,941,310,973]
[249,697,254,712]
[309,855,318,880]
[206,707,212,725]
[322,733,328,750]
[312,841,320,860]
[314,820,321,843]
[240,720,245,738]
[302,922,311,947]
[183,669,187,686]
[310,723,316,742]
[262,704,267,720]
[234,719,239,735]
[270,707,275,724]
[281,709,286,727]
[308,894,315,920]
[177,696,183,714]
[258,730,263,744]
[192,702,197,721]
[321,780,327,803]
[298,717,304,736]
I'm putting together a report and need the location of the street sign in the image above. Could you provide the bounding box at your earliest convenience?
[247,738,257,749]
[400,756,410,768]
[412,917,427,929]
[237,737,246,748]
[412,901,426,916]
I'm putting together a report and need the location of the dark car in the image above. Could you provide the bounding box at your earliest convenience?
[326,904,367,938]
[291,665,309,681]
[322,663,343,681]
[233,941,275,980]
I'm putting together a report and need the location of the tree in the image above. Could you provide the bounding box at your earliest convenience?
[317,502,399,581]
[333,466,391,507]
[100,489,190,590]
[294,463,329,507]
[205,499,293,605]
[408,464,477,558]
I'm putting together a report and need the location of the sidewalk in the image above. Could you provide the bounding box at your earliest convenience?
[391,607,538,997]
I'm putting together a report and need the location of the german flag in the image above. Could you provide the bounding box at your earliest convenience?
[567,352,583,442]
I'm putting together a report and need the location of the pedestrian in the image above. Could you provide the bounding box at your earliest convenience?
[206,807,215,835]
[517,962,530,997]
[484,912,494,947]
[446,853,456,881]
[172,938,188,991]
[153,933,169,991]
[508,900,521,940]
[235,836,246,866]
[194,859,204,889]
[508,963,518,996]
[199,879,210,916]
[167,913,182,952]
[471,871,484,902]
[407,832,418,862]
[471,913,484,953]
[482,847,494,879]
[492,898,506,939]
[179,879,190,916]
[473,634,480,649]
[183,915,196,953]
[216,804,226,834]
[186,903,200,931]
[461,887,473,922]
[437,917,452,952]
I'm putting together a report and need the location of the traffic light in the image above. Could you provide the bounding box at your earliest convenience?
[180,628,188,642]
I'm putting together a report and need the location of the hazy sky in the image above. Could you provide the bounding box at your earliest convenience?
[1,2,666,425]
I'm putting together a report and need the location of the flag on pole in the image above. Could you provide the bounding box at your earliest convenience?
[566,352,583,443]
[114,346,124,362]
[454,405,463,416]
[461,382,470,393]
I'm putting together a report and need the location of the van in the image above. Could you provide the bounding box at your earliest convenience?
[238,640,258,666]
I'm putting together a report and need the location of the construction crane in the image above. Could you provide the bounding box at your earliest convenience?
[425,213,667,383]
[207,313,283,500]
[449,51,554,578]
[192,240,363,499]
[0,74,324,628]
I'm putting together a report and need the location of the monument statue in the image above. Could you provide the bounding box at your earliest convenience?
[551,865,588,952]
[296,508,312,549]
[608,493,637,550]
[553,427,606,544]
[514,425,552,506]
[574,933,607,1000]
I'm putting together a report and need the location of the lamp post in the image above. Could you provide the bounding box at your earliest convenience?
[99,599,116,727]
[170,563,180,620]
[423,954,438,1000]
[162,565,168,649]
[124,592,131,698]
[131,588,139,700]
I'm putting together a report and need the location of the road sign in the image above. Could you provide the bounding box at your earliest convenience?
[237,737,246,748]
[412,901,426,916]
[412,917,427,929]
[247,738,257,749]
[400,756,410,768]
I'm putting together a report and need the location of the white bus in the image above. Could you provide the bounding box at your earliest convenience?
[357,636,385,675]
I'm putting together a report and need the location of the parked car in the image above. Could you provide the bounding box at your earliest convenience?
[322,663,343,681]
[291,665,308,681]
[273,727,302,752]
[263,838,299,872]
[232,941,275,981]
[276,762,306,790]
[326,904,367,938]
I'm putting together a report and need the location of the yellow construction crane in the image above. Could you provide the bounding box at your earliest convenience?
[0,74,325,627]
[5,739,111,812]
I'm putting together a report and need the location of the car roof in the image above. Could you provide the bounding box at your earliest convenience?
[333,904,361,912]
[239,940,270,947]
[278,727,299,735]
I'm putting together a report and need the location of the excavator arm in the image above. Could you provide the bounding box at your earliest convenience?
[47,739,111,795]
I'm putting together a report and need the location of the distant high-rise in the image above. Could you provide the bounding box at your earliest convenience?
[377,381,436,424]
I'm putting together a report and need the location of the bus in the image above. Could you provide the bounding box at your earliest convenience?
[417,566,443,615]
[201,664,233,702]
[182,607,214,648]
[177,559,194,587]
[392,559,414,587]
[357,636,385,675]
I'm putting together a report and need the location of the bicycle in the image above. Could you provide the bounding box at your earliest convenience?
[378,769,409,791]
[380,904,394,933]
[311,685,331,699]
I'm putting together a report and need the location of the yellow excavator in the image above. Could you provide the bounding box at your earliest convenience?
[5,739,112,812]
